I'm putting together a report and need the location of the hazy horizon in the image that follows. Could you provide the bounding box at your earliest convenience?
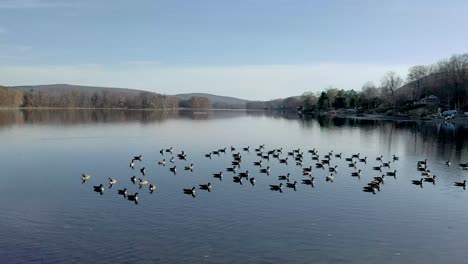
[1,0,467,100]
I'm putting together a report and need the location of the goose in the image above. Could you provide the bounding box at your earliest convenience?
[463,166,468,171]
[130,175,137,184]
[316,163,324,168]
[108,177,117,186]
[127,192,139,202]
[269,183,283,191]
[185,164,194,171]
[324,154,331,159]
[233,176,243,184]
[286,181,298,189]
[278,173,290,181]
[233,155,242,161]
[335,153,342,158]
[303,166,313,172]
[227,166,237,172]
[367,182,381,191]
[140,167,146,175]
[262,155,270,161]
[250,177,256,185]
[93,184,104,193]
[232,152,241,158]
[170,166,177,173]
[165,147,173,153]
[219,147,227,153]
[238,171,249,179]
[288,151,294,156]
[294,156,303,162]
[352,153,360,158]
[326,174,334,182]
[133,155,142,161]
[417,164,426,171]
[294,148,301,153]
[254,160,263,166]
[303,170,312,176]
[160,149,164,155]
[412,178,424,186]
[158,159,166,165]
[351,170,362,177]
[348,161,357,167]
[421,170,431,176]
[279,157,288,164]
[149,183,156,192]
[256,152,263,157]
[273,153,280,158]
[302,177,315,185]
[424,176,436,183]
[81,174,91,182]
[376,155,383,161]
[205,153,212,158]
[254,147,262,152]
[260,166,271,174]
[129,161,135,169]
[231,146,236,152]
[362,186,377,194]
[243,146,250,151]
[308,148,316,154]
[312,155,320,160]
[118,188,127,196]
[199,182,212,191]
[329,165,338,172]
[212,150,220,155]
[418,159,428,165]
[268,150,275,155]
[382,161,391,167]
[393,154,399,161]
[345,157,353,162]
[386,170,397,177]
[446,160,451,166]
[232,161,241,167]
[170,157,175,163]
[139,178,149,187]
[359,156,367,163]
[373,175,385,183]
[276,148,283,153]
[259,144,265,149]
[321,159,330,164]
[213,171,223,180]
[373,165,382,171]
[296,161,304,166]
[460,163,468,167]
[454,180,467,187]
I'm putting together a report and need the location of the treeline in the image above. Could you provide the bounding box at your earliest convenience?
[0,87,212,109]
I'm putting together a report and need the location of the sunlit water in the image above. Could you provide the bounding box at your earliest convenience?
[0,109,467,263]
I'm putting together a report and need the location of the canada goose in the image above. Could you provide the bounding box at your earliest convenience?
[376,155,383,161]
[278,173,290,181]
[296,161,303,166]
[288,151,294,156]
[454,180,467,188]
[460,163,468,167]
[118,188,127,197]
[238,171,249,179]
[424,176,436,183]
[386,170,397,177]
[205,153,212,158]
[329,165,338,172]
[127,192,139,202]
[185,164,194,171]
[94,184,104,194]
[345,157,353,162]
[232,161,241,167]
[260,167,271,174]
[262,155,270,161]
[227,166,237,172]
[393,154,399,161]
[418,159,427,165]
[367,182,381,191]
[213,171,223,180]
[133,155,142,161]
[269,183,283,191]
[219,147,227,153]
[303,170,312,176]
[243,146,250,151]
[373,165,382,171]
[362,186,376,194]
[335,153,342,158]
[81,174,91,182]
[279,158,288,164]
[462,166,468,171]
[170,166,177,173]
[421,170,431,176]
[129,161,135,169]
[170,157,175,163]
[276,148,283,153]
[303,166,313,172]
[326,174,334,182]
[254,160,262,166]
[199,182,212,191]
[348,161,357,168]
[233,176,243,184]
[352,153,360,158]
[316,163,324,168]
[158,159,166,165]
[231,146,236,152]
[273,153,280,158]
[131,175,137,184]
[324,154,331,159]
[446,160,451,166]
[108,177,117,186]
[412,178,424,186]
[256,152,263,157]
[160,149,164,155]
[149,183,156,192]
[351,170,362,177]
[312,155,320,160]
[417,164,426,171]
[359,156,367,163]
[139,178,149,187]
[140,167,146,175]
[382,161,391,167]
[373,175,385,183]
[165,147,173,153]
[321,159,330,164]
[302,177,315,185]
[232,152,241,158]
[212,150,219,155]
[250,177,256,185]
[254,148,261,152]
[286,181,298,189]
[268,150,275,155]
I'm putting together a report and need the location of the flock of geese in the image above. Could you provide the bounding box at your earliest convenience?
[81,145,468,203]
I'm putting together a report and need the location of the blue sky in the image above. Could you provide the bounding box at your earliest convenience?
[0,0,467,99]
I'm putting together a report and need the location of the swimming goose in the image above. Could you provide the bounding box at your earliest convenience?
[118,188,127,197]
[276,148,283,153]
[303,170,312,176]
[460,163,468,167]
[185,164,194,171]
[376,155,383,161]
[165,147,173,153]
[213,171,223,180]
[232,160,241,167]
[233,176,243,184]
[386,170,397,177]
[351,170,362,177]
[170,166,177,173]
[418,159,427,165]
[81,174,91,182]
[149,183,156,192]
[158,159,166,166]
[227,166,237,172]
[170,157,175,163]
[140,167,146,176]
[345,157,353,162]
[108,177,117,186]
[133,155,142,161]
[424,176,436,183]
[205,153,212,158]
[287,151,294,156]
[446,160,451,166]
[238,171,249,179]
[302,177,315,185]
[262,155,270,161]
[373,175,385,183]
[254,160,263,167]
[362,186,377,194]
[231,146,236,152]
[412,178,424,186]
[269,183,283,191]
[393,154,399,161]
[308,148,316,154]
[326,174,334,182]
[359,156,367,163]
[212,150,220,155]
[278,173,290,181]
[316,163,324,169]
[243,146,250,152]
[286,181,298,189]
[127,192,139,202]
[335,153,342,158]
[296,161,304,166]
[454,180,467,188]
[324,154,331,159]
[303,166,313,172]
[312,155,320,160]
[352,153,360,158]
[219,147,227,153]
[367,182,381,191]
[139,178,149,187]
[131,175,137,184]
[160,149,164,155]
[321,159,330,164]
[94,184,104,193]
[462,166,468,171]
[382,161,391,167]
[260,166,271,174]
[421,170,431,176]
[329,165,338,172]
[250,177,256,185]
[273,153,280,158]
[373,165,382,171]
[279,158,288,164]
[232,152,241,158]
[348,161,357,168]
[199,182,212,191]
[129,161,135,169]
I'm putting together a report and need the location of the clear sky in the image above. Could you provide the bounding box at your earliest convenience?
[0,0,467,99]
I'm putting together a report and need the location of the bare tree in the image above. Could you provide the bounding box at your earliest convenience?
[407,65,429,100]
[381,71,403,109]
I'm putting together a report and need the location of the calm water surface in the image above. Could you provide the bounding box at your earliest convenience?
[0,109,467,263]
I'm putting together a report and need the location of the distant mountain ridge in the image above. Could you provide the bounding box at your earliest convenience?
[175,93,248,106]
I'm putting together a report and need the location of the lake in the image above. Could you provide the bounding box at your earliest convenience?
[0,109,467,263]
